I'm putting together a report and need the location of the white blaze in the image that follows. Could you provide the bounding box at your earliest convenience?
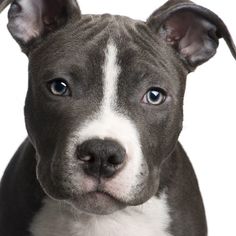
[102,43,120,111]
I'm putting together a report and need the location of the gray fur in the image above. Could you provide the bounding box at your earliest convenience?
[0,0,235,235]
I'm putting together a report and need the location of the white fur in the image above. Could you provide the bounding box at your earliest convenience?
[67,41,147,200]
[30,194,172,236]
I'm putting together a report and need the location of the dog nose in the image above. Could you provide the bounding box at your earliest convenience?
[76,139,126,178]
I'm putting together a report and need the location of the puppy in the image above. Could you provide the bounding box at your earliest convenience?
[0,0,235,235]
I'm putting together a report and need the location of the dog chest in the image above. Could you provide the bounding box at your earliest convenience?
[29,195,172,236]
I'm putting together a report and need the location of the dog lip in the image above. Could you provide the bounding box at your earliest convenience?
[88,189,121,202]
[92,189,113,197]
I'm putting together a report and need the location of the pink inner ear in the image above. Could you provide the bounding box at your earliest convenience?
[164,13,191,46]
[7,0,80,45]
[163,11,218,66]
[8,0,44,43]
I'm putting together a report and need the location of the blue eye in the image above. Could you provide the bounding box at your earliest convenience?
[143,88,166,105]
[49,79,70,96]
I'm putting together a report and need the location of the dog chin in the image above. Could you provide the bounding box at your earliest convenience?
[69,191,127,215]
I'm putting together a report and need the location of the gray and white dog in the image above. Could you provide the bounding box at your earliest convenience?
[0,0,235,235]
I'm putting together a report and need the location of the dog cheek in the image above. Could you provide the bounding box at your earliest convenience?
[35,156,65,200]
[34,151,72,200]
[142,108,182,166]
[105,159,158,204]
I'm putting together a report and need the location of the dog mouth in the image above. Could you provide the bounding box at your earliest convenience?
[83,187,124,204]
[69,189,126,215]
[86,190,118,201]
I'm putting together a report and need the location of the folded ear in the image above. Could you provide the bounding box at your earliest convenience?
[4,0,80,51]
[147,0,236,70]
[0,0,12,12]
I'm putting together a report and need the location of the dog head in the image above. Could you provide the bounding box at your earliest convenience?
[1,0,235,214]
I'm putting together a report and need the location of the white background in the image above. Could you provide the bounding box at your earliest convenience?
[0,0,235,235]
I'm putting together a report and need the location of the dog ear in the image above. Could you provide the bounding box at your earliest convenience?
[2,0,80,52]
[0,0,12,12]
[147,0,236,71]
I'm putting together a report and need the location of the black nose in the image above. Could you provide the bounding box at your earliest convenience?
[77,139,126,178]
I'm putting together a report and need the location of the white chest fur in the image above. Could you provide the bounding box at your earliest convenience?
[30,194,172,236]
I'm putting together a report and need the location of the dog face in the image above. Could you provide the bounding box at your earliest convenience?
[2,0,235,214]
[25,15,187,214]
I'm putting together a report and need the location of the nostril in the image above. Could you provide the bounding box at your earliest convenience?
[107,154,124,166]
[77,143,96,163]
[78,155,92,162]
[78,153,98,163]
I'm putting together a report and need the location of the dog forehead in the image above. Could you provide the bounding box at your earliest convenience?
[28,13,184,94]
[29,14,160,66]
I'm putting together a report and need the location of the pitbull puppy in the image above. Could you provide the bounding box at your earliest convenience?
[0,0,235,235]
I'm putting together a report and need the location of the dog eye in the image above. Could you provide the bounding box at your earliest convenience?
[48,79,70,96]
[143,88,166,105]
